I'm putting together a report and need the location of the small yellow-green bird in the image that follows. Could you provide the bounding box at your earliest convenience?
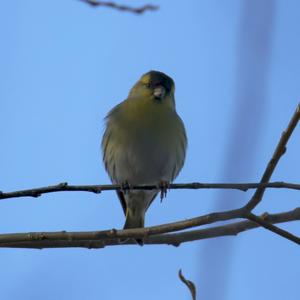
[102,70,187,229]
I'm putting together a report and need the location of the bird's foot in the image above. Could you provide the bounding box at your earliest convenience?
[135,238,144,246]
[120,181,131,195]
[158,181,170,202]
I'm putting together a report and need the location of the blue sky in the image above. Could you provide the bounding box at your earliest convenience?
[1,1,300,299]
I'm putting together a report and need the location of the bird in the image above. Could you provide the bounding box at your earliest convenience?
[102,70,187,229]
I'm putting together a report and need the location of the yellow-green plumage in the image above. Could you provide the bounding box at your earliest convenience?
[102,71,187,229]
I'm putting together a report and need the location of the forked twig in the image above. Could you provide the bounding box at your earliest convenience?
[245,103,300,211]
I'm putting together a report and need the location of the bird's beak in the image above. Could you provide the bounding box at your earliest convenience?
[153,85,166,100]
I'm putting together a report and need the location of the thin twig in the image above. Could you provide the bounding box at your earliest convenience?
[2,181,300,200]
[240,103,300,243]
[0,208,299,249]
[245,103,300,211]
[79,0,159,14]
[178,270,196,300]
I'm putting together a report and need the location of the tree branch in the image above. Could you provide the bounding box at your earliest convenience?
[2,181,300,201]
[0,208,246,245]
[0,208,299,249]
[245,103,300,211]
[1,105,300,248]
[78,0,159,14]
[236,103,300,244]
[149,208,300,246]
[245,212,300,244]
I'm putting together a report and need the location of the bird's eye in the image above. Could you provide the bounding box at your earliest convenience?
[145,82,151,88]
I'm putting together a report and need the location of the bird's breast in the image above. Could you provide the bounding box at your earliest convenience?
[103,98,186,185]
[111,111,184,184]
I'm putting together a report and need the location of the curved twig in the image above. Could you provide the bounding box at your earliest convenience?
[178,269,196,300]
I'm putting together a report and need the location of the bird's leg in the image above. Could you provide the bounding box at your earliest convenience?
[120,181,131,195]
[158,180,170,202]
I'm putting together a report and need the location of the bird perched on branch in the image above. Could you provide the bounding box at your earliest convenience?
[102,70,187,229]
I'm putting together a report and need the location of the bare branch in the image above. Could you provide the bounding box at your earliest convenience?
[78,0,159,14]
[245,212,300,244]
[149,208,300,246]
[245,103,300,211]
[1,106,300,248]
[2,181,300,201]
[0,208,299,249]
[0,208,246,245]
[178,269,196,300]
[203,104,300,245]
[236,103,300,244]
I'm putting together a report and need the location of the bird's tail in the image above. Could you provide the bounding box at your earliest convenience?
[123,207,145,229]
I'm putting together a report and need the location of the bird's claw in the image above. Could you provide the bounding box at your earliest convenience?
[135,238,144,246]
[120,181,131,194]
[158,181,170,202]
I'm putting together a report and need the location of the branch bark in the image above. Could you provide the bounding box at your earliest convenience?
[2,181,300,201]
[0,208,299,249]
[245,213,300,244]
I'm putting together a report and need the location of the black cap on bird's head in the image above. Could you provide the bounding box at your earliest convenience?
[145,70,174,92]
[138,70,175,101]
[128,70,176,107]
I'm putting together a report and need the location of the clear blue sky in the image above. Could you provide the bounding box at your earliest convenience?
[1,1,300,299]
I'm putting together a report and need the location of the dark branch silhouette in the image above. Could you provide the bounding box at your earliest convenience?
[78,0,159,14]
[2,181,300,201]
[178,269,196,300]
